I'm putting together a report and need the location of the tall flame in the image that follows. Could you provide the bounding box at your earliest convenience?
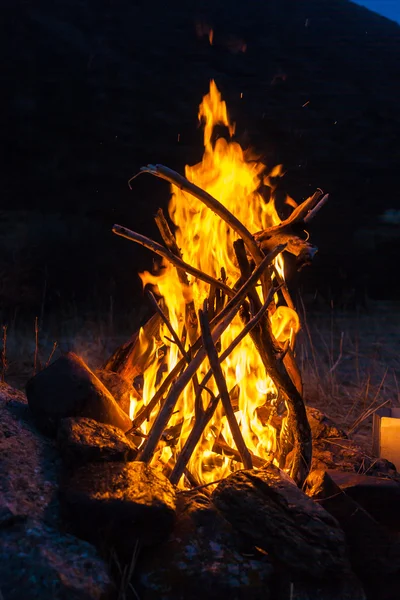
[138,81,299,485]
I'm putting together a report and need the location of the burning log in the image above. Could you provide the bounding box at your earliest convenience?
[106,81,327,489]
[137,248,282,464]
[198,305,253,470]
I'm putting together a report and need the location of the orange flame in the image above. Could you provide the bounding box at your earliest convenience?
[137,81,300,486]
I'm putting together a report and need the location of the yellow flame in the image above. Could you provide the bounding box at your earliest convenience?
[134,81,300,486]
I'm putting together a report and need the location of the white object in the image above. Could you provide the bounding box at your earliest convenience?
[372,407,400,470]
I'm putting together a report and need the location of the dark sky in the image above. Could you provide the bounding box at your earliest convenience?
[352,0,400,23]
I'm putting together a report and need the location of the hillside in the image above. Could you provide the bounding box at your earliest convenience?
[2,0,400,316]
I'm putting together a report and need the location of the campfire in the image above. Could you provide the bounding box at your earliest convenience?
[6,80,400,600]
[108,81,328,488]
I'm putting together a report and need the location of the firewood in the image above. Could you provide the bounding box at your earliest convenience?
[170,289,277,485]
[103,311,162,380]
[112,224,233,297]
[213,438,268,469]
[147,290,189,362]
[154,208,199,347]
[199,306,253,470]
[138,248,282,464]
[140,164,265,266]
[233,241,311,487]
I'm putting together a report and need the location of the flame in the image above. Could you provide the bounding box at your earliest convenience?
[136,81,300,486]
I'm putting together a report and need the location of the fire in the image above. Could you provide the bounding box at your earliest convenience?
[137,81,300,486]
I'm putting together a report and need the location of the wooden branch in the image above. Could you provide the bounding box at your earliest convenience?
[304,194,329,224]
[138,298,242,463]
[103,312,161,380]
[112,224,233,297]
[213,438,268,469]
[138,247,282,463]
[147,291,189,362]
[154,208,199,346]
[254,189,324,243]
[271,265,295,311]
[140,164,265,265]
[170,289,277,484]
[199,307,253,469]
[233,242,311,487]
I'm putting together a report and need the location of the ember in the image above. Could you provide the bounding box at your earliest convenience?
[110,81,328,489]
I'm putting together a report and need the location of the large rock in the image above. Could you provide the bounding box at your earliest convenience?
[212,465,350,579]
[136,492,274,600]
[57,417,138,467]
[0,383,60,524]
[289,575,366,600]
[328,470,400,531]
[0,519,114,600]
[26,352,132,435]
[0,384,114,598]
[306,469,400,598]
[60,461,176,556]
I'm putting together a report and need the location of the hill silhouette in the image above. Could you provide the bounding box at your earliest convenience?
[2,0,400,316]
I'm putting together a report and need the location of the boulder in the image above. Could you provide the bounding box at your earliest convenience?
[26,353,132,435]
[306,469,400,598]
[136,492,274,600]
[288,575,366,600]
[0,384,114,599]
[57,417,138,467]
[0,519,114,600]
[212,465,350,578]
[60,461,176,556]
[328,470,400,531]
[1,384,60,524]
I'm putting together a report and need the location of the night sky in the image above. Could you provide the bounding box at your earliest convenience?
[352,0,400,23]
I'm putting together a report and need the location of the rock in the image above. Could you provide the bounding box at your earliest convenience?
[136,492,274,600]
[289,575,366,600]
[312,436,398,477]
[26,352,132,435]
[0,384,60,524]
[306,406,348,440]
[95,369,134,416]
[60,461,176,556]
[306,469,400,597]
[0,519,115,600]
[328,470,400,531]
[57,417,138,467]
[1,384,115,599]
[212,465,350,579]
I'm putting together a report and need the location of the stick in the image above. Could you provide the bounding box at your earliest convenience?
[254,189,324,242]
[304,194,329,224]
[138,299,242,463]
[138,247,282,463]
[213,438,267,469]
[233,243,311,486]
[113,224,233,297]
[154,208,199,346]
[199,307,253,470]
[103,312,162,379]
[170,291,276,484]
[147,291,189,362]
[140,164,265,265]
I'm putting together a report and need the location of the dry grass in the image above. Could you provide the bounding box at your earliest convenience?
[2,299,400,455]
[298,299,400,451]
